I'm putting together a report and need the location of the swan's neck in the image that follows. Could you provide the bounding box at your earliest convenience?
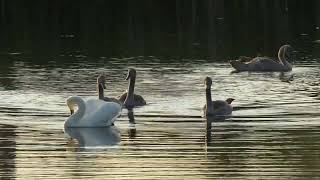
[98,83,104,100]
[279,51,293,71]
[206,87,213,115]
[281,55,290,66]
[66,98,86,127]
[282,59,291,69]
[278,53,285,66]
[126,76,135,102]
[278,46,290,66]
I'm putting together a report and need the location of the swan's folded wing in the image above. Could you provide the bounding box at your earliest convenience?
[212,100,232,116]
[117,92,127,102]
[84,99,103,115]
[133,94,146,106]
[99,102,121,117]
[248,57,283,71]
[83,99,121,126]
[212,100,227,108]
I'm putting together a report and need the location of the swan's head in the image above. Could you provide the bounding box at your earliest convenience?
[97,75,106,89]
[66,96,82,115]
[204,77,212,88]
[225,98,235,104]
[278,44,295,63]
[126,68,136,80]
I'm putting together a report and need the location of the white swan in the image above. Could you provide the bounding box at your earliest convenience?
[203,77,234,117]
[64,126,121,150]
[229,44,294,72]
[65,96,121,128]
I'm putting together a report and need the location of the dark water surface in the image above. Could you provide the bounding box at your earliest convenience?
[0,47,320,179]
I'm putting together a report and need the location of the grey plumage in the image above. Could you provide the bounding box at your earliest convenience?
[230,45,294,72]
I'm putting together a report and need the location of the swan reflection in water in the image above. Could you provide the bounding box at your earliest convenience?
[205,116,233,144]
[64,126,121,151]
[205,116,215,143]
[279,72,294,83]
[127,109,137,139]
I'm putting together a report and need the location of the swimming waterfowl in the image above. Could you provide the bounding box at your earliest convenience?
[65,96,121,128]
[203,77,234,117]
[97,75,122,104]
[118,68,146,109]
[230,45,294,72]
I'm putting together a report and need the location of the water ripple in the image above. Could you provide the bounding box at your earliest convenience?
[0,57,319,179]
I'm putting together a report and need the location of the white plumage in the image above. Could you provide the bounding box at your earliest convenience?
[65,96,121,127]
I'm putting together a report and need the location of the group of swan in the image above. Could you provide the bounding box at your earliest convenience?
[65,68,146,128]
[65,74,235,128]
[65,44,295,128]
[97,68,146,108]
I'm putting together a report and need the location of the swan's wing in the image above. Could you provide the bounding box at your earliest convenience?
[212,100,228,108]
[103,97,122,105]
[212,100,232,116]
[133,94,146,106]
[82,99,104,123]
[248,57,284,71]
[96,101,122,124]
[83,99,121,126]
[117,92,127,102]
[118,93,146,106]
[249,57,277,63]
[85,99,105,115]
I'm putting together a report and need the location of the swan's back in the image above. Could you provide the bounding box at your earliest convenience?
[250,57,276,63]
[118,92,146,106]
[81,99,121,127]
[203,100,233,117]
[212,100,233,115]
[247,57,285,71]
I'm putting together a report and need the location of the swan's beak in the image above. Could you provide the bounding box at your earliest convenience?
[70,109,74,115]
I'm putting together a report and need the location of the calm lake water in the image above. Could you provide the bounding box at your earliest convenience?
[0,46,320,179]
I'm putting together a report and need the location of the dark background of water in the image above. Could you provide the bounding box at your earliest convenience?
[1,0,320,59]
[0,1,320,179]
